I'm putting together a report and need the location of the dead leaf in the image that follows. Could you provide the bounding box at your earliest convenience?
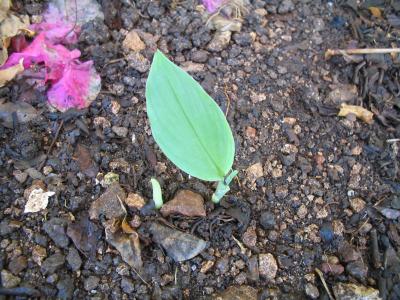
[0,58,24,87]
[104,218,143,270]
[24,188,55,213]
[369,7,382,18]
[121,218,135,234]
[0,0,11,22]
[338,103,374,124]
[0,98,39,128]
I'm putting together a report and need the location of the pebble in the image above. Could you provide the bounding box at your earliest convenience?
[160,190,206,217]
[57,276,74,300]
[122,30,145,52]
[121,276,135,293]
[112,126,128,137]
[126,52,150,73]
[191,50,209,63]
[215,285,258,300]
[247,256,259,282]
[41,253,65,275]
[207,31,231,52]
[305,283,320,299]
[66,247,82,271]
[89,182,126,220]
[32,245,47,265]
[13,170,28,183]
[8,255,27,275]
[258,253,278,280]
[349,197,366,213]
[321,262,344,275]
[216,257,230,273]
[297,204,308,219]
[346,261,368,281]
[84,276,100,291]
[275,186,288,199]
[259,211,276,230]
[245,163,263,183]
[1,269,21,288]
[338,241,361,262]
[43,218,69,249]
[332,283,380,300]
[242,227,257,248]
[278,0,295,14]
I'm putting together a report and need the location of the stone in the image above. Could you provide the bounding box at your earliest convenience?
[43,218,69,249]
[215,285,258,300]
[160,190,206,217]
[122,30,145,52]
[84,276,100,291]
[8,256,27,275]
[89,182,126,220]
[126,52,150,73]
[191,50,209,63]
[66,247,82,271]
[305,283,320,299]
[112,126,128,137]
[32,245,47,266]
[278,0,295,14]
[245,163,263,183]
[247,256,259,282]
[321,262,344,275]
[121,276,135,293]
[259,211,276,230]
[332,283,380,300]
[41,253,65,275]
[349,198,366,213]
[57,276,74,300]
[242,227,257,248]
[338,241,361,262]
[207,31,231,52]
[346,261,368,281]
[1,270,21,288]
[258,253,278,280]
[297,204,308,219]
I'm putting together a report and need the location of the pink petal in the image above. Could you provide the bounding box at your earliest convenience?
[202,0,224,13]
[47,61,101,112]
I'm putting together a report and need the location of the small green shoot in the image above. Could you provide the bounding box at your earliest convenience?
[145,50,237,203]
[150,178,163,209]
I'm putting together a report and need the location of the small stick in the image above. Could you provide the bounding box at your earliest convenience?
[325,48,400,59]
[38,119,64,170]
[224,84,231,116]
[315,268,334,300]
[371,229,382,269]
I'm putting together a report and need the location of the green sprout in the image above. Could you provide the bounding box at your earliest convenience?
[145,50,237,203]
[150,178,163,209]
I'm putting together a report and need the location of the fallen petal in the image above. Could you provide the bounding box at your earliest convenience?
[89,182,126,220]
[104,219,142,270]
[149,222,207,262]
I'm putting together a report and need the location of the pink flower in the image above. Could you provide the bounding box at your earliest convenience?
[202,0,225,13]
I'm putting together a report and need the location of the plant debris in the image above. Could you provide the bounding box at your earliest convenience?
[338,103,374,124]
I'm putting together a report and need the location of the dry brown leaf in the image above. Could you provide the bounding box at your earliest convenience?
[0,0,11,22]
[369,7,382,18]
[121,217,135,234]
[338,103,374,124]
[0,58,24,87]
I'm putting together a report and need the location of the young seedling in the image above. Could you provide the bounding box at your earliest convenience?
[150,178,163,209]
[146,50,236,203]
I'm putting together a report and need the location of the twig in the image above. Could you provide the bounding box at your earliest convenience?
[38,120,64,170]
[325,48,400,59]
[315,268,335,300]
[232,235,246,254]
[223,84,231,116]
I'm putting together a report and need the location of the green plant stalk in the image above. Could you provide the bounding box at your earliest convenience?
[211,170,238,203]
[150,178,163,209]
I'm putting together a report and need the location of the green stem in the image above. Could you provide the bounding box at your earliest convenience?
[211,169,238,203]
[150,178,163,209]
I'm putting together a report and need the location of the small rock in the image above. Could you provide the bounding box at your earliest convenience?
[321,262,344,275]
[250,92,266,103]
[259,211,276,230]
[191,50,209,63]
[125,193,146,209]
[149,222,207,262]
[245,163,263,183]
[32,245,47,266]
[200,260,215,273]
[181,61,204,73]
[346,261,368,281]
[332,220,345,236]
[328,84,358,104]
[43,218,69,249]
[305,283,320,299]
[66,247,82,271]
[297,204,308,219]
[74,144,98,178]
[216,257,230,273]
[215,285,258,300]
[247,256,259,282]
[245,127,257,139]
[8,256,27,275]
[278,0,295,14]
[258,253,277,280]
[207,31,231,52]
[122,30,145,52]
[112,126,128,137]
[13,170,28,183]
[121,276,135,293]
[89,182,126,220]
[242,227,257,248]
[281,144,298,154]
[126,52,150,73]
[84,276,100,291]
[41,253,65,274]
[57,276,74,300]
[338,241,361,262]
[1,269,21,288]
[160,190,206,217]
[349,198,366,213]
[332,283,380,300]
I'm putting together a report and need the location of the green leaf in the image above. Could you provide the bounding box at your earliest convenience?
[146,50,235,181]
[150,178,163,209]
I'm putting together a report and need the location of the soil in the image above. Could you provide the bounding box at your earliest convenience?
[1,0,400,299]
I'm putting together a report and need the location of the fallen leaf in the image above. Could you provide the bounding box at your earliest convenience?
[74,144,98,178]
[338,103,374,124]
[89,182,126,220]
[0,99,39,128]
[0,58,24,87]
[369,7,382,18]
[104,218,143,270]
[121,218,135,234]
[24,188,55,213]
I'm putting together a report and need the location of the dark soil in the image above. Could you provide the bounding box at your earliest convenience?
[1,0,400,299]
